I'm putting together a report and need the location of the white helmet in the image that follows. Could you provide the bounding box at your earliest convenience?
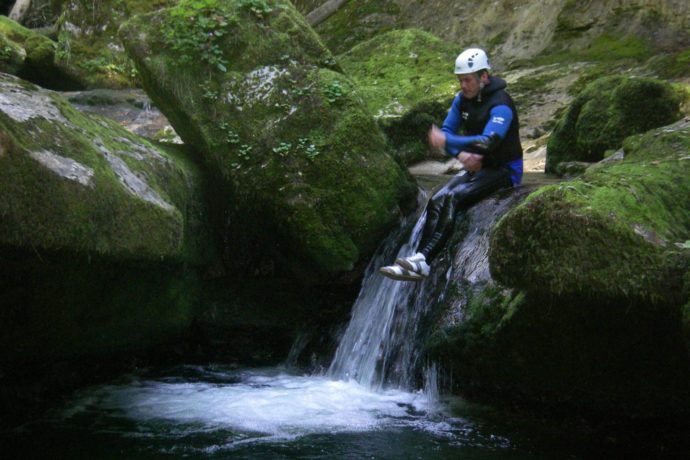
[454,48,491,74]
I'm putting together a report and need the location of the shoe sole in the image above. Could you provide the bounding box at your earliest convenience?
[395,258,416,271]
[396,258,429,276]
[378,267,423,282]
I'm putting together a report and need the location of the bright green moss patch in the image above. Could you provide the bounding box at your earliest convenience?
[0,15,59,80]
[337,29,458,164]
[338,29,457,118]
[492,119,690,304]
[546,75,684,173]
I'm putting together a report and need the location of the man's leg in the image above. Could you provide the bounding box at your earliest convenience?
[400,168,511,270]
[417,173,472,254]
[381,168,511,281]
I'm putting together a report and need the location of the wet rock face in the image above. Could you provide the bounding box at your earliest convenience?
[0,73,212,263]
[545,75,684,173]
[119,0,415,281]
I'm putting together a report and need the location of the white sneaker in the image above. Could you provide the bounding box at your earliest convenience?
[395,252,430,276]
[379,264,424,281]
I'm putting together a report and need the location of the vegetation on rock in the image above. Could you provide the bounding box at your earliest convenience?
[336,28,457,164]
[424,117,690,416]
[494,118,690,305]
[54,0,176,89]
[119,0,415,279]
[545,76,684,173]
[0,73,213,263]
[0,14,76,87]
[338,28,456,118]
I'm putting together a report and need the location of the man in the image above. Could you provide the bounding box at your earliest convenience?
[380,48,523,281]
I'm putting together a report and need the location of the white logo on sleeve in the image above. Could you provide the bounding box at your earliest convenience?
[491,116,505,124]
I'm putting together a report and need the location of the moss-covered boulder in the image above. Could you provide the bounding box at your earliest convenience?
[494,118,690,304]
[0,15,78,88]
[336,29,456,164]
[0,73,212,263]
[54,0,176,89]
[0,72,217,375]
[545,75,684,173]
[422,120,690,417]
[338,29,456,118]
[119,0,415,280]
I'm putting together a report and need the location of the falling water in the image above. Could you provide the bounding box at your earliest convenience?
[328,195,434,390]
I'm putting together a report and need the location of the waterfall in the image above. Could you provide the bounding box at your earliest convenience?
[326,184,532,391]
[328,194,433,390]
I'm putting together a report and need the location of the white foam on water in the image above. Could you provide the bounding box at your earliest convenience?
[66,368,449,444]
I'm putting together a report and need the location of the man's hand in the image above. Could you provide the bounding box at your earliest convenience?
[428,124,446,149]
[458,152,483,172]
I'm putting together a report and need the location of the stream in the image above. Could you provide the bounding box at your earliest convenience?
[6,364,596,459]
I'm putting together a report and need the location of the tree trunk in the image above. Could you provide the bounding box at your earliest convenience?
[306,0,349,27]
[9,0,31,22]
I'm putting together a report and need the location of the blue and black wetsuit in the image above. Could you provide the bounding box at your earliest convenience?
[418,76,523,260]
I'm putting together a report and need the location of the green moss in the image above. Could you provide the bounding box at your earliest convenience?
[335,29,459,165]
[0,74,214,264]
[53,0,177,89]
[646,49,690,80]
[0,31,24,73]
[0,14,35,43]
[119,1,414,278]
[492,119,690,305]
[535,33,653,66]
[0,15,57,75]
[379,98,452,165]
[313,0,401,55]
[337,28,457,117]
[546,75,684,173]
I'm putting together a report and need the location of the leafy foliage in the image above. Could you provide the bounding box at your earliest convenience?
[324,80,344,104]
[546,76,684,173]
[163,0,237,72]
[238,0,273,18]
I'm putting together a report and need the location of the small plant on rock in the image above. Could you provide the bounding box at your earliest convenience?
[325,80,345,104]
[238,0,273,19]
[272,141,292,157]
[297,137,320,160]
[163,0,235,72]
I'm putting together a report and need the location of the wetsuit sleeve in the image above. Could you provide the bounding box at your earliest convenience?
[440,96,467,157]
[443,104,513,156]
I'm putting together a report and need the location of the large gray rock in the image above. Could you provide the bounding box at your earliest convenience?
[0,72,212,262]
